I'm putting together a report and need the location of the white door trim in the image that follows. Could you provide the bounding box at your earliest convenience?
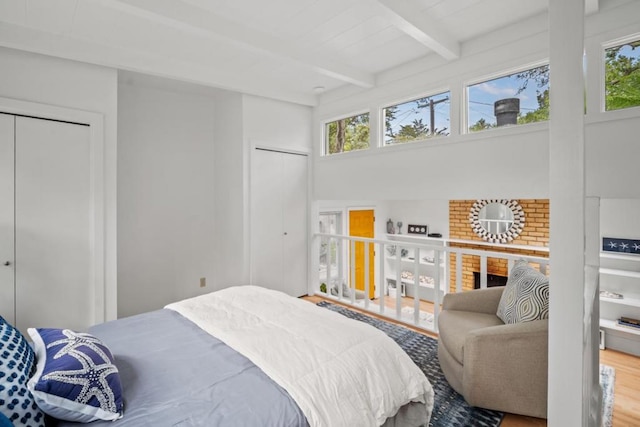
[0,96,110,325]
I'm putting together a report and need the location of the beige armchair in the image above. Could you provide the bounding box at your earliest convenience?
[437,287,548,419]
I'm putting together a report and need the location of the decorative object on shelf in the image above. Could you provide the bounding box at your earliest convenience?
[468,199,525,243]
[397,221,403,234]
[602,237,640,255]
[386,279,405,297]
[600,290,623,299]
[428,233,442,238]
[408,224,428,235]
[386,218,395,234]
[386,245,407,257]
[400,271,435,285]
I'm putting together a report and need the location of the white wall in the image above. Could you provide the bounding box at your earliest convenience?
[244,95,313,151]
[387,200,450,238]
[586,110,640,199]
[118,77,217,317]
[0,46,118,321]
[213,91,246,287]
[315,126,549,201]
[212,94,313,288]
[600,199,640,239]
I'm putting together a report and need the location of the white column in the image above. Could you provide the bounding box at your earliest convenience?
[548,0,588,426]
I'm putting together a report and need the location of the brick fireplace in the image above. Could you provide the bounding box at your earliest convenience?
[448,199,549,292]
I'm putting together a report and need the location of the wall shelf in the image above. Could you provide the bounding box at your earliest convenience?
[600,267,640,279]
[384,238,446,302]
[600,252,640,262]
[599,252,640,354]
[600,295,640,308]
[385,255,444,266]
[600,318,640,337]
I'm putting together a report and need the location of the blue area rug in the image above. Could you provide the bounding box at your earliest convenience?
[317,301,503,427]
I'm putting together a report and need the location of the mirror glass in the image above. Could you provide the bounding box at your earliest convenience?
[469,199,525,243]
[478,203,514,235]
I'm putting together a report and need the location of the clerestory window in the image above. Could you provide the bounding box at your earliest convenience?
[383,91,450,146]
[605,38,640,111]
[467,64,549,133]
[324,112,370,155]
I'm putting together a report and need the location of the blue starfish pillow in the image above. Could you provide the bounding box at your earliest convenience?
[26,328,124,422]
[0,316,45,427]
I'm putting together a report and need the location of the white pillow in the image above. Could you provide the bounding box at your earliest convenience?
[497,259,549,324]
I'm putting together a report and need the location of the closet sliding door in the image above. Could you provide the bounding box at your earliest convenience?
[0,114,92,332]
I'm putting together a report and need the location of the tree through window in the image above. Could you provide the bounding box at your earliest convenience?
[324,113,370,155]
[383,91,450,145]
[605,38,640,111]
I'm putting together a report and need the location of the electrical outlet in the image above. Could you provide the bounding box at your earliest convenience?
[199,277,206,288]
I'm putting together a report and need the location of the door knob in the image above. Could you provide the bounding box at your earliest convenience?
[3,261,10,266]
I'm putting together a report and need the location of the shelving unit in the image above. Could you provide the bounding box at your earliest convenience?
[599,252,640,356]
[384,235,446,302]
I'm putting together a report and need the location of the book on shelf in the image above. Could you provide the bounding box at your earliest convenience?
[617,319,640,330]
[620,316,640,325]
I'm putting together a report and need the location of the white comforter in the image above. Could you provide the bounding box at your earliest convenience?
[166,286,434,427]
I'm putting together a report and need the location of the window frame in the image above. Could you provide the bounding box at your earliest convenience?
[463,61,550,134]
[380,89,452,148]
[601,34,640,113]
[321,110,371,156]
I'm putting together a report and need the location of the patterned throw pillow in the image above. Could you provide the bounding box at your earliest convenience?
[27,328,124,423]
[497,259,550,324]
[0,316,45,427]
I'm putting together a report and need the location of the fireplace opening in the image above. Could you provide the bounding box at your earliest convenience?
[473,272,508,289]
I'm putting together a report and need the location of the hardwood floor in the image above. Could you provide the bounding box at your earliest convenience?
[303,295,640,426]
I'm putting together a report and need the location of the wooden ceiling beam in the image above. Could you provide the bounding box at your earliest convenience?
[375,0,460,61]
[98,0,375,88]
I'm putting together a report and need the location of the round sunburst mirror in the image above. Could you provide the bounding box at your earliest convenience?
[468,199,525,243]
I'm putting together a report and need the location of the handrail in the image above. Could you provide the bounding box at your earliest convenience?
[314,232,549,333]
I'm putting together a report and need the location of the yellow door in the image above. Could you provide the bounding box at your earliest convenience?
[349,209,375,299]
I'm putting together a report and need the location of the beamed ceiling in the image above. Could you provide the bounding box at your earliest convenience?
[0,0,600,105]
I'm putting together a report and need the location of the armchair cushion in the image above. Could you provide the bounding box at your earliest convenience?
[496,260,549,324]
[438,310,504,365]
[442,287,504,314]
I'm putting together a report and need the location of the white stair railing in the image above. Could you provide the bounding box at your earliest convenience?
[314,232,549,333]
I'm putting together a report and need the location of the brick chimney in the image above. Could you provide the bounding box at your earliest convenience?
[494,98,520,126]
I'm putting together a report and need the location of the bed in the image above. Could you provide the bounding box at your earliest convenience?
[47,286,434,426]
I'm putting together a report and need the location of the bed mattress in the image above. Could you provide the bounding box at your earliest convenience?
[52,308,308,426]
[52,287,432,426]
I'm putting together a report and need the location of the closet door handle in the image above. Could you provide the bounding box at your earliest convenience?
[3,261,10,266]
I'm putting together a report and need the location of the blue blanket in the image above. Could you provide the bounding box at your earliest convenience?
[52,309,308,427]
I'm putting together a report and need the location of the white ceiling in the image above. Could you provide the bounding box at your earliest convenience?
[0,0,592,106]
